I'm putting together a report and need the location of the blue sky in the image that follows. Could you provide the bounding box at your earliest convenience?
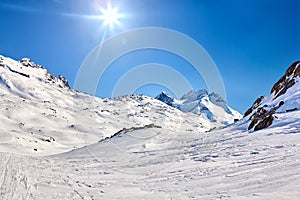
[0,0,299,113]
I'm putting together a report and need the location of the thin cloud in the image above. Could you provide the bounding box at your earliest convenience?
[0,2,100,21]
[61,12,100,20]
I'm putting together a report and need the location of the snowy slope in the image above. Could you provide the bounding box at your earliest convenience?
[0,55,299,199]
[0,55,223,155]
[0,110,299,199]
[156,90,242,126]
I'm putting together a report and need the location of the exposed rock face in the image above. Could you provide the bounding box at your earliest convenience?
[19,58,70,89]
[244,96,265,117]
[58,75,70,89]
[271,61,300,99]
[155,91,174,106]
[20,58,44,69]
[246,61,300,131]
[248,101,284,131]
[45,72,70,89]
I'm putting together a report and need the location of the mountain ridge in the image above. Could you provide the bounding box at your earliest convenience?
[243,61,300,131]
[0,55,229,155]
[156,89,242,125]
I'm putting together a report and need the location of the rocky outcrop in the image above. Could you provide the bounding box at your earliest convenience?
[20,58,44,69]
[19,58,70,89]
[45,72,70,89]
[58,75,70,89]
[155,91,174,106]
[248,101,284,131]
[244,96,265,117]
[246,61,299,131]
[98,124,162,143]
[271,61,300,99]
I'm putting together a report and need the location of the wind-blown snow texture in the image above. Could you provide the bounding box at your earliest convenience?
[0,55,299,199]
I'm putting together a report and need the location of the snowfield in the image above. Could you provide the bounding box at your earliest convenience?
[0,111,299,199]
[0,55,300,199]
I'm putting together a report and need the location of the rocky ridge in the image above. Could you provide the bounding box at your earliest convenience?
[245,61,300,131]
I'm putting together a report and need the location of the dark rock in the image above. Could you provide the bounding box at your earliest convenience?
[44,137,55,142]
[244,96,264,117]
[5,65,30,78]
[46,72,70,89]
[245,61,299,131]
[254,115,273,131]
[248,101,284,131]
[58,75,70,89]
[286,108,297,112]
[155,91,174,106]
[248,107,267,130]
[271,61,300,99]
[98,124,162,143]
[20,58,44,69]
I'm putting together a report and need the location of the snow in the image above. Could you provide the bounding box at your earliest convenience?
[0,55,300,199]
[0,56,215,155]
[0,110,299,199]
[258,76,300,114]
[157,90,242,126]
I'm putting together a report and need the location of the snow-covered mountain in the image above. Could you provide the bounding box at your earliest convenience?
[0,55,231,155]
[156,90,242,126]
[242,61,300,131]
[0,55,299,199]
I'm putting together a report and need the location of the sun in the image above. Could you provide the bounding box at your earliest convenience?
[99,3,123,29]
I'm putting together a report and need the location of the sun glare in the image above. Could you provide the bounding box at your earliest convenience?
[99,3,123,29]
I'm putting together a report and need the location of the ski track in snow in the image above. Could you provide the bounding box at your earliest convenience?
[0,113,299,199]
[0,154,32,200]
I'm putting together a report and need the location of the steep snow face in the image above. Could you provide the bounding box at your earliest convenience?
[243,61,300,131]
[156,90,242,126]
[0,55,221,155]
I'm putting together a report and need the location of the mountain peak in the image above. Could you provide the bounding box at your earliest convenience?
[20,58,44,69]
[156,90,241,126]
[155,91,174,106]
[180,89,208,101]
[0,56,70,96]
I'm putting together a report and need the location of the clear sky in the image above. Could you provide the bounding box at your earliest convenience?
[0,0,299,113]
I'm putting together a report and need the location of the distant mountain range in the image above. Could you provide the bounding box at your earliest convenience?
[155,90,242,126]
